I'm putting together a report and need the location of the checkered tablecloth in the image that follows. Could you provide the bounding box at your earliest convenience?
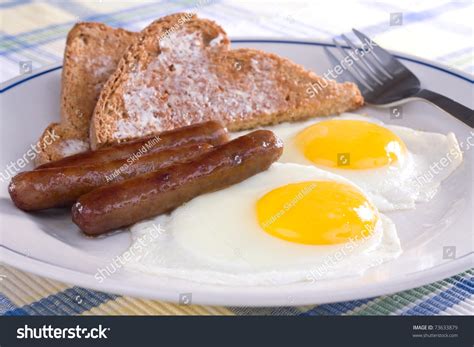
[0,0,473,316]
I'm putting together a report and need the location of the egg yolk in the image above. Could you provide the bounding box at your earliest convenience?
[256,181,378,245]
[295,119,407,170]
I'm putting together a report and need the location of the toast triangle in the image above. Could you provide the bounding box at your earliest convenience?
[35,22,135,165]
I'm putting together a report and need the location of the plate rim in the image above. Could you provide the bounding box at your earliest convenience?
[1,37,473,307]
[2,245,472,307]
[1,37,473,94]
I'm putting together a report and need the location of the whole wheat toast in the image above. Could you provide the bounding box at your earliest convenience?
[35,22,135,165]
[90,13,363,149]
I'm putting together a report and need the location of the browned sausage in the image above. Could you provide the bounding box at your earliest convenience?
[72,130,283,236]
[36,121,228,169]
[9,143,212,211]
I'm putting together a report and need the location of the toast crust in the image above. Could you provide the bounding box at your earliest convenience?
[90,13,363,149]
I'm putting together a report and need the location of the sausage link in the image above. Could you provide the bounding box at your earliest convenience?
[72,130,283,236]
[36,121,228,169]
[9,143,212,211]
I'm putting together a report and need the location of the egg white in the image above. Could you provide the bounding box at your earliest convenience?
[126,163,402,286]
[241,113,463,211]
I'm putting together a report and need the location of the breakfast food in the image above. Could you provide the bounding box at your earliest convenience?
[126,163,401,285]
[252,113,463,211]
[35,23,136,165]
[9,143,212,211]
[72,130,284,235]
[37,121,228,169]
[90,13,363,149]
[10,13,469,290]
[35,123,90,165]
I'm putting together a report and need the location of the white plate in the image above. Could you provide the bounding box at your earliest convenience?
[0,38,472,307]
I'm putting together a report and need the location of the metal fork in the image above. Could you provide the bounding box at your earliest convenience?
[324,29,474,128]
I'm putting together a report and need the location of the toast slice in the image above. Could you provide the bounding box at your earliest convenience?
[90,13,363,149]
[35,22,135,165]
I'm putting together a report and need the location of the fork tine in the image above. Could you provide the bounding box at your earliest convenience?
[340,34,385,84]
[323,47,347,82]
[332,38,375,91]
[323,46,372,92]
[324,46,373,92]
[352,28,403,76]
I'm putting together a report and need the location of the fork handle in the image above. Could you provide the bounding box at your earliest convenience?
[414,89,474,128]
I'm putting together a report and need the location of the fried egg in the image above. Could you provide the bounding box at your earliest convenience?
[256,114,463,211]
[126,163,401,286]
